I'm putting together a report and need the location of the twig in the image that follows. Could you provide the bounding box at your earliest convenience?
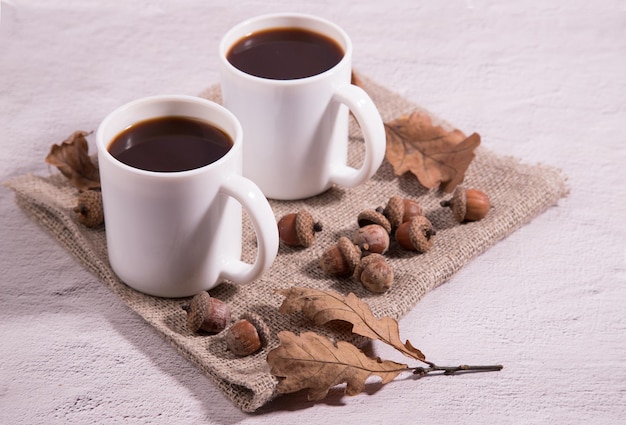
[413,363,503,376]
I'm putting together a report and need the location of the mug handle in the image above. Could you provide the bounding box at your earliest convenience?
[328,84,386,187]
[218,175,279,284]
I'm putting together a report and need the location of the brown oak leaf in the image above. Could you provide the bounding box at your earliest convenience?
[45,130,100,190]
[266,331,408,400]
[276,287,425,361]
[384,112,481,193]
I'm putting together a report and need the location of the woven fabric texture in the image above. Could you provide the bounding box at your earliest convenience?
[4,76,568,412]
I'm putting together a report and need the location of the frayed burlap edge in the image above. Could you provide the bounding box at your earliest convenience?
[4,75,568,412]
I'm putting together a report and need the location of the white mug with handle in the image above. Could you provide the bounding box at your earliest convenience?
[219,13,386,200]
[96,95,279,298]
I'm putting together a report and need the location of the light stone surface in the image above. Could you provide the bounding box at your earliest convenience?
[1,1,624,423]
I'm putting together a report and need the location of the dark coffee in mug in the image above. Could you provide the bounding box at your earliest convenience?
[108,116,233,172]
[226,27,344,80]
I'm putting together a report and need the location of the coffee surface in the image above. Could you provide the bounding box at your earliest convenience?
[227,27,344,80]
[109,116,233,172]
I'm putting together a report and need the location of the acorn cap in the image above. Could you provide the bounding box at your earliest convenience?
[442,187,467,222]
[383,195,405,230]
[337,236,362,272]
[451,187,468,222]
[357,209,392,234]
[295,209,320,248]
[182,292,231,333]
[73,190,104,228]
[319,236,362,276]
[408,215,436,253]
[184,291,211,333]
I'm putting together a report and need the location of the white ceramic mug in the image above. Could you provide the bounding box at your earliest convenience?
[96,95,279,298]
[219,13,386,200]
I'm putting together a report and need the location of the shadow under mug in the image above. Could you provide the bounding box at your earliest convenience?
[96,95,279,298]
[219,13,386,200]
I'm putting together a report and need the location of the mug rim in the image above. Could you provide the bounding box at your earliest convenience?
[96,95,243,179]
[219,12,352,85]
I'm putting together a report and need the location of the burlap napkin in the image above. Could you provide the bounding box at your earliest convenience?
[4,76,568,412]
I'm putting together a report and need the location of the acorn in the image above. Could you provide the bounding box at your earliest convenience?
[357,209,392,234]
[225,319,262,357]
[352,224,390,255]
[441,187,491,222]
[73,190,104,228]
[277,209,323,247]
[395,216,436,253]
[182,292,232,333]
[383,195,423,231]
[319,236,361,277]
[353,253,394,293]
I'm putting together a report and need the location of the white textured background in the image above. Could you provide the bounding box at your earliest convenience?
[1,1,624,423]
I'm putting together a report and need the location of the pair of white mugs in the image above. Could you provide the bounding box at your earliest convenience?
[98,13,386,298]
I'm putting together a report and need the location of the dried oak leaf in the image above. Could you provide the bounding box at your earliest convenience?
[267,330,408,400]
[384,112,481,193]
[45,130,100,190]
[276,287,425,361]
